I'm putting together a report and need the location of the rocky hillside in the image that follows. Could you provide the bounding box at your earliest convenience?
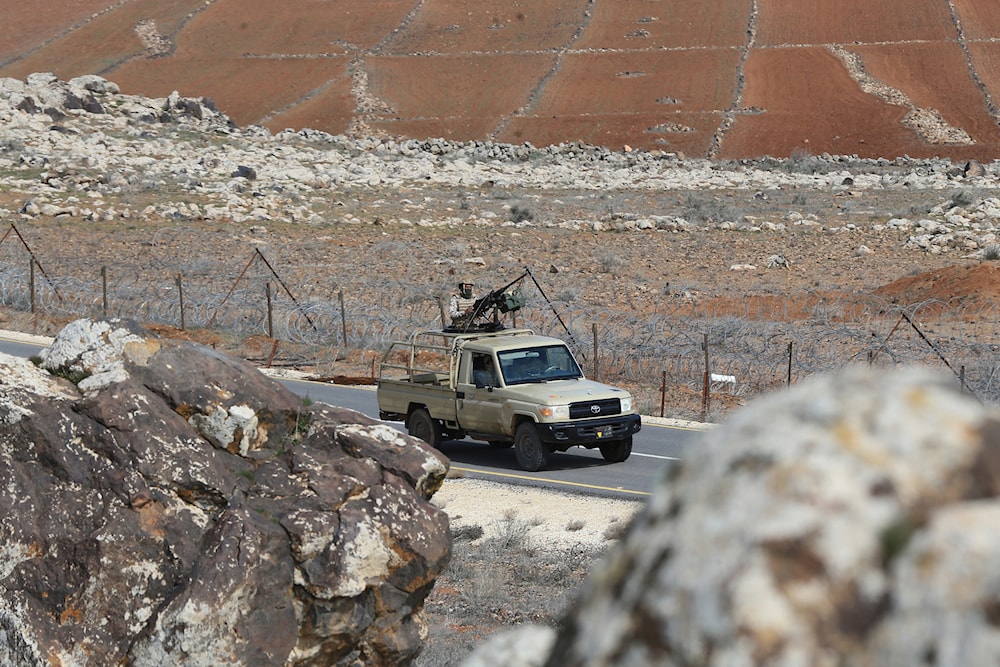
[3,73,1000,417]
[3,0,1000,159]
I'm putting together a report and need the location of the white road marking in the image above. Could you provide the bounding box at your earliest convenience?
[633,452,681,460]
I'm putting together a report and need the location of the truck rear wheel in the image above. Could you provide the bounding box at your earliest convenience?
[514,422,549,472]
[599,436,632,463]
[407,408,442,449]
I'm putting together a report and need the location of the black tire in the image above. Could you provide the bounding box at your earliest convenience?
[599,436,632,463]
[407,408,442,449]
[514,422,549,471]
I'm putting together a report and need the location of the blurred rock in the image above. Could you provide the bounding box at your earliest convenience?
[465,367,1000,667]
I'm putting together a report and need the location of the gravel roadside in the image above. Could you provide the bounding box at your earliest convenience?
[432,476,646,552]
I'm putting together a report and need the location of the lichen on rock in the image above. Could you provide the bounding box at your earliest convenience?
[0,318,451,666]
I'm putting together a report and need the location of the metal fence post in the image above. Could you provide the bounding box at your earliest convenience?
[266,282,274,339]
[101,266,108,317]
[339,290,347,346]
[660,370,667,418]
[592,323,599,381]
[176,274,185,331]
[787,341,793,386]
[29,259,35,314]
[701,333,710,422]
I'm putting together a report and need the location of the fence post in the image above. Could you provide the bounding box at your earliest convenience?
[29,259,35,314]
[592,323,599,381]
[660,370,667,418]
[437,296,447,329]
[266,338,280,368]
[787,341,793,386]
[339,290,348,346]
[960,365,966,394]
[101,266,108,317]
[701,333,710,422]
[266,282,274,339]
[176,274,185,331]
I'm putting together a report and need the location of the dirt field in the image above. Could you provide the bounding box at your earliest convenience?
[754,0,954,44]
[4,0,1000,158]
[2,175,996,424]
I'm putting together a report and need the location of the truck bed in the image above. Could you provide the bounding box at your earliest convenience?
[391,371,449,386]
[376,376,458,423]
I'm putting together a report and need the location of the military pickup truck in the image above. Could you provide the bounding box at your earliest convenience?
[376,328,641,471]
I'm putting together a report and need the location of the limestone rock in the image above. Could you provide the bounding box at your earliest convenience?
[0,318,450,666]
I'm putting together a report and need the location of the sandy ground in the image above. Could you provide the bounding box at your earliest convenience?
[431,477,647,552]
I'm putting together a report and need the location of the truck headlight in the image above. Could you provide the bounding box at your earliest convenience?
[620,396,633,413]
[539,405,570,420]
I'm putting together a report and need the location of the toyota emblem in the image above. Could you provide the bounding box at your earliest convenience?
[590,404,601,414]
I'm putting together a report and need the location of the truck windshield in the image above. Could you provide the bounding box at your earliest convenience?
[497,345,583,385]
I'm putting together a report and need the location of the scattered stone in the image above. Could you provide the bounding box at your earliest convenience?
[766,254,791,268]
[965,160,986,177]
[231,165,257,180]
[1,73,999,243]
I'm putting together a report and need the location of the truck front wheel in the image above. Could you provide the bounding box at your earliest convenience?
[599,436,632,463]
[408,408,442,449]
[514,422,549,472]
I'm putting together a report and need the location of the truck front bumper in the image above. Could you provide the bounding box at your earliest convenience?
[536,414,641,445]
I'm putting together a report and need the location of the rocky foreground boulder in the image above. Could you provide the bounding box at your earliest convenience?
[0,318,450,666]
[464,367,1000,667]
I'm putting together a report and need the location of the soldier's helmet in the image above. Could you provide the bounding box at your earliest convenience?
[458,281,474,298]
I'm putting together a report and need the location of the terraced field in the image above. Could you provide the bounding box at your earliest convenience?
[3,0,1000,158]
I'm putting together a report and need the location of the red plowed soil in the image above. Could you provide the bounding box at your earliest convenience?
[0,0,118,61]
[535,49,740,116]
[573,0,748,50]
[855,42,998,144]
[876,264,1000,311]
[179,0,418,56]
[756,0,954,45]
[263,75,357,137]
[384,0,588,54]
[724,47,917,159]
[114,57,350,126]
[512,48,739,151]
[367,54,554,135]
[952,0,1000,40]
[4,0,1000,158]
[0,0,204,79]
[969,44,1000,111]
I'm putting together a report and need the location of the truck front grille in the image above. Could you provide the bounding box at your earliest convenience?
[569,398,621,419]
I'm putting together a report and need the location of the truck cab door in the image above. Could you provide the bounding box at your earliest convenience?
[456,350,505,434]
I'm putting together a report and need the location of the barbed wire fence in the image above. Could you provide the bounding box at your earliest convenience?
[1,222,997,421]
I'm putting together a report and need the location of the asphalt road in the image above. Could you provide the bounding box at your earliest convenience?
[1,333,706,499]
[289,377,705,499]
